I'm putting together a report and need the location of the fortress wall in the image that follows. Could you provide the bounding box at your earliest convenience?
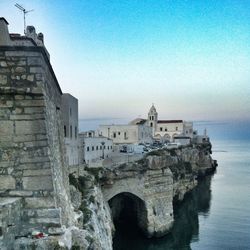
[0,47,73,239]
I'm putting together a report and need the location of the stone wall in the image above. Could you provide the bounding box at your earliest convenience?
[101,161,174,238]
[0,198,22,250]
[0,47,73,240]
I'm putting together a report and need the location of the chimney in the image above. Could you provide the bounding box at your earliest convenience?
[26,25,36,41]
[0,17,11,46]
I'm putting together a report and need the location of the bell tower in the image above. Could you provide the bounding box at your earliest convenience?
[148,104,158,135]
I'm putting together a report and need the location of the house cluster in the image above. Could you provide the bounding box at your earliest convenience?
[62,95,203,167]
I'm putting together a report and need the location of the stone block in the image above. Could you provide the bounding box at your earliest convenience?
[48,226,65,235]
[36,208,60,218]
[27,75,34,82]
[22,176,53,191]
[27,57,43,66]
[0,61,7,67]
[16,60,26,66]
[0,161,14,168]
[23,168,51,177]
[15,67,26,73]
[14,95,24,100]
[12,107,23,114]
[20,156,50,164]
[24,107,44,114]
[15,120,46,135]
[5,51,40,57]
[15,99,45,107]
[0,176,16,190]
[0,75,7,85]
[13,134,36,142]
[10,114,45,120]
[30,67,43,74]
[29,217,60,226]
[0,100,13,107]
[0,121,14,136]
[8,190,33,197]
[24,197,55,208]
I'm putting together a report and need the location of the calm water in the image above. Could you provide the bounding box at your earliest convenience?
[113,139,250,250]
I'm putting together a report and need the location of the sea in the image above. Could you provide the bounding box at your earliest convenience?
[79,119,250,250]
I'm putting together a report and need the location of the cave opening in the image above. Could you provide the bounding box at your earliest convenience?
[108,192,147,238]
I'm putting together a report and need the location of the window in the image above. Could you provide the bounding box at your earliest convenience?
[88,132,92,137]
[92,146,94,151]
[152,116,154,120]
[150,122,153,127]
[70,125,72,138]
[118,132,120,135]
[165,128,168,131]
[176,127,178,131]
[186,130,188,134]
[108,146,109,150]
[113,132,116,138]
[87,146,90,151]
[75,126,77,139]
[104,146,106,149]
[160,127,163,131]
[100,146,102,150]
[96,146,98,150]
[64,125,67,137]
[124,132,127,139]
[110,146,112,149]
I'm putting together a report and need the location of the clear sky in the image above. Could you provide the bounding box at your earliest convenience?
[1,0,250,122]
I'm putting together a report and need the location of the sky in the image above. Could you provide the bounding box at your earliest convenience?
[1,0,250,123]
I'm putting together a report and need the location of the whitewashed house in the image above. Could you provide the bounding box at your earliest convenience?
[78,130,113,164]
[98,118,152,145]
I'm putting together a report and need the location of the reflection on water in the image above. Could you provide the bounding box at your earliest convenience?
[113,175,213,250]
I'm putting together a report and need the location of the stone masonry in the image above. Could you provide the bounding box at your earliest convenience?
[0,18,74,248]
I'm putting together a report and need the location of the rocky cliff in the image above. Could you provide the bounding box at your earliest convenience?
[66,141,216,249]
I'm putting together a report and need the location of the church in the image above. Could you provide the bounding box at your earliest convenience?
[147,104,193,142]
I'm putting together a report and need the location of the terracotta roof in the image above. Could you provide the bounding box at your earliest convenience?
[157,120,183,124]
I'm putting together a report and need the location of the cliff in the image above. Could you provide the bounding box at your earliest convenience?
[65,141,216,250]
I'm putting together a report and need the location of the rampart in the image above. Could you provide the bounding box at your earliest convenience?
[0,18,73,249]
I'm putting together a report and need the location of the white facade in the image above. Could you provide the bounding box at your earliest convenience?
[147,104,193,142]
[173,136,191,145]
[79,131,113,164]
[98,119,152,145]
[62,93,79,166]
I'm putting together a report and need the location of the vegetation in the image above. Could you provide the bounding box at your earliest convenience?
[147,149,165,156]
[85,167,103,182]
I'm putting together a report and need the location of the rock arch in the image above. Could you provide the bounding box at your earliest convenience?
[108,192,148,234]
[102,174,174,238]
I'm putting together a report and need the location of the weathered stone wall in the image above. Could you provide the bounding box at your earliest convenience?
[0,47,73,240]
[101,142,216,239]
[0,198,22,250]
[101,162,174,238]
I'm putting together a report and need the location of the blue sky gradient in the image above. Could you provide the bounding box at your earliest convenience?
[1,0,250,122]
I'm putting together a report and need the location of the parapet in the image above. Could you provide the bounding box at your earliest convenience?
[0,17,50,59]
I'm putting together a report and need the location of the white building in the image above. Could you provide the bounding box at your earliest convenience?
[79,130,113,164]
[147,104,193,142]
[61,93,79,166]
[98,118,152,145]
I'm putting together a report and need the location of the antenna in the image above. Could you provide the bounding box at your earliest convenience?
[15,3,34,35]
